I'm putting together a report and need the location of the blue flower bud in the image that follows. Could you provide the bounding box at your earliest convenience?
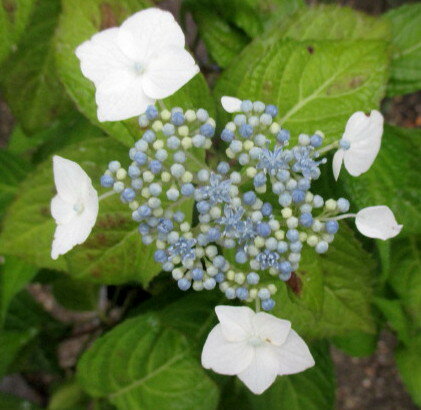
[204,278,216,290]
[236,287,249,300]
[257,222,271,237]
[247,272,260,285]
[138,223,149,235]
[261,203,273,216]
[234,114,246,126]
[258,288,270,300]
[279,192,292,206]
[337,198,350,212]
[300,212,313,227]
[173,211,185,223]
[286,229,299,242]
[178,278,191,291]
[192,268,204,281]
[196,108,209,122]
[297,178,311,191]
[173,151,186,163]
[243,191,257,205]
[197,200,210,214]
[100,174,114,188]
[149,160,162,174]
[276,129,290,144]
[292,189,305,203]
[310,134,323,147]
[145,105,158,120]
[213,255,226,269]
[200,124,215,137]
[121,188,136,202]
[279,260,292,274]
[261,298,275,311]
[134,151,147,165]
[279,271,292,281]
[265,104,278,117]
[162,123,175,136]
[315,241,329,254]
[239,123,253,138]
[171,111,185,126]
[253,172,266,187]
[158,218,173,234]
[221,129,234,143]
[207,227,221,242]
[154,249,168,263]
[181,183,195,197]
[277,241,288,253]
[215,273,225,283]
[108,161,121,172]
[225,288,236,299]
[128,164,141,178]
[143,130,156,143]
[325,220,339,234]
[217,161,230,174]
[235,250,248,264]
[339,139,351,150]
[290,241,303,253]
[138,205,152,218]
[240,100,253,112]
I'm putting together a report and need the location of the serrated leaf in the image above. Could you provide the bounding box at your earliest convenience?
[0,256,38,326]
[342,126,420,236]
[395,335,421,406]
[387,236,421,329]
[219,342,334,410]
[77,313,219,410]
[0,0,36,64]
[272,224,375,339]
[270,4,390,41]
[214,38,389,143]
[0,328,38,378]
[385,3,421,96]
[0,0,71,133]
[0,149,31,220]
[55,0,214,147]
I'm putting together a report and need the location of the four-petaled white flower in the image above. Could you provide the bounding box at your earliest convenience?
[221,96,242,113]
[201,306,315,395]
[355,206,402,240]
[51,156,99,259]
[76,8,199,122]
[333,110,384,180]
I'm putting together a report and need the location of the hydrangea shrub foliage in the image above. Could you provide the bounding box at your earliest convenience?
[0,1,419,409]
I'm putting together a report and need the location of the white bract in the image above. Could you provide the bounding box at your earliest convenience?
[51,156,98,259]
[201,306,315,394]
[333,110,384,180]
[221,96,242,113]
[76,8,199,122]
[355,206,402,240]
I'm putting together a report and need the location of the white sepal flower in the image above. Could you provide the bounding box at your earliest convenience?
[221,96,242,113]
[355,206,402,240]
[333,110,384,180]
[201,306,315,395]
[75,8,199,122]
[51,156,99,259]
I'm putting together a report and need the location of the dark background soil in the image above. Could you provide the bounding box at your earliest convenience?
[0,0,420,408]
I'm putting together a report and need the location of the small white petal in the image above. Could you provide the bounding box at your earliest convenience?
[332,149,344,181]
[215,305,254,342]
[238,344,279,395]
[274,329,315,375]
[75,28,132,87]
[95,74,154,122]
[201,325,254,375]
[355,206,403,240]
[53,156,92,203]
[221,96,242,113]
[253,312,291,346]
[117,8,185,62]
[142,46,199,100]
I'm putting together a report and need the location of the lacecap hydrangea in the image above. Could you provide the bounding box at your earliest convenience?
[100,99,355,311]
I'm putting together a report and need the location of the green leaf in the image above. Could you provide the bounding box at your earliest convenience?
[0,256,38,326]
[52,277,99,311]
[395,335,421,406]
[0,0,36,64]
[214,38,389,143]
[385,3,421,96]
[387,236,421,328]
[0,392,41,410]
[77,313,219,410]
[342,125,420,236]
[272,224,375,339]
[269,4,390,41]
[0,328,38,378]
[49,381,89,410]
[331,331,378,357]
[0,0,72,133]
[219,343,334,410]
[55,0,214,147]
[0,149,31,220]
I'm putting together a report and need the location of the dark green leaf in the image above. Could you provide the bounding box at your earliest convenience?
[0,0,72,133]
[52,277,99,311]
[386,3,421,96]
[214,38,389,144]
[0,392,41,410]
[331,331,378,357]
[0,256,38,326]
[77,313,219,410]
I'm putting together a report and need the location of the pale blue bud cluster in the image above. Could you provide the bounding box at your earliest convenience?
[100,101,351,311]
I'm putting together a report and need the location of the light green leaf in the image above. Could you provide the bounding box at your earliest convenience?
[272,224,375,339]
[0,0,71,133]
[387,236,421,329]
[269,4,390,41]
[342,126,420,236]
[0,328,38,378]
[77,313,219,410]
[0,392,41,410]
[55,0,214,147]
[331,331,378,357]
[395,336,421,406]
[0,256,38,326]
[214,38,389,143]
[0,149,31,220]
[0,0,36,64]
[386,3,421,96]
